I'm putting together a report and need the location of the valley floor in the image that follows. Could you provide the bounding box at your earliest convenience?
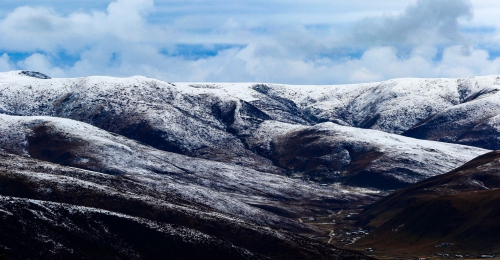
[298,205,500,260]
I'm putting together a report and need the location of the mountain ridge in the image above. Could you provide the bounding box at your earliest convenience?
[0,70,496,189]
[2,70,500,258]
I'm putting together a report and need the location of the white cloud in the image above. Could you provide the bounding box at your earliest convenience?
[0,0,500,84]
[334,45,500,83]
[0,53,13,72]
[0,0,162,53]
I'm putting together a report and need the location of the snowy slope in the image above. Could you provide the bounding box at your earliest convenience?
[0,70,496,189]
[0,114,373,226]
[183,76,500,135]
[185,77,500,151]
[1,70,498,258]
[246,121,488,189]
[403,91,500,149]
[1,71,500,152]
[0,71,282,173]
[0,153,371,260]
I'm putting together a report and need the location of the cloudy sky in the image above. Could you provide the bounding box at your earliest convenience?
[1,0,500,84]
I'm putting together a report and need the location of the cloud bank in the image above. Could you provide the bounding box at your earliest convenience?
[0,0,499,84]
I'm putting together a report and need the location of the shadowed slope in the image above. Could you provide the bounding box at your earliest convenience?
[246,121,488,190]
[354,151,500,254]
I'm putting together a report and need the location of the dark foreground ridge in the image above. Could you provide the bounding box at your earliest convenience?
[354,151,500,256]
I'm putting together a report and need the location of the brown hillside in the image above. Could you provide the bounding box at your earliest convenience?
[354,151,500,255]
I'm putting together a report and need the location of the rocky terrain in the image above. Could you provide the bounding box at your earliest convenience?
[1,70,500,258]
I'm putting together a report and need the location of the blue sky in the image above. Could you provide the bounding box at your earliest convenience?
[1,0,500,84]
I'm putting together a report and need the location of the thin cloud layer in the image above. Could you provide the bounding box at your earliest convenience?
[0,0,499,84]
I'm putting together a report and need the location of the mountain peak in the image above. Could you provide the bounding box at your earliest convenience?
[19,71,51,79]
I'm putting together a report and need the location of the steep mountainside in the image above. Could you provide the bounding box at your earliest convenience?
[185,77,500,146]
[4,73,500,144]
[0,152,372,260]
[0,71,494,189]
[0,114,373,226]
[354,151,500,255]
[403,92,500,150]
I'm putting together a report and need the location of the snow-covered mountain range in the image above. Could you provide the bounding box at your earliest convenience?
[1,70,499,258]
[0,71,496,188]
